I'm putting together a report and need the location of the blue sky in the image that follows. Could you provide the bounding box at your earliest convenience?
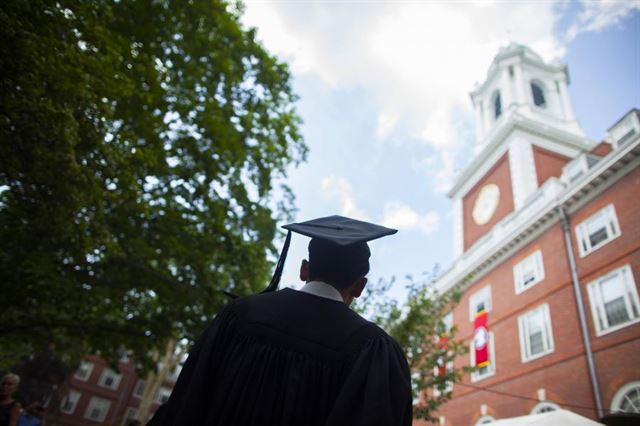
[241,1,640,302]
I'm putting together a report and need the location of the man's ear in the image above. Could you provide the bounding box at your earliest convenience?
[300,259,310,282]
[351,277,368,298]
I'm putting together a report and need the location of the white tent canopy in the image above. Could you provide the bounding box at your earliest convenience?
[486,409,604,426]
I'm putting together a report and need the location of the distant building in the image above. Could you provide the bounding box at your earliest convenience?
[55,354,177,425]
[424,43,639,425]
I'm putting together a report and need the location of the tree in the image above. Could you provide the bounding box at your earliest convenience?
[0,0,306,371]
[354,270,469,422]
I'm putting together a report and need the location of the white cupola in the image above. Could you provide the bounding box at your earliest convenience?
[470,43,583,153]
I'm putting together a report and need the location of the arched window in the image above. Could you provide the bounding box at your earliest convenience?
[475,415,496,424]
[531,82,546,108]
[531,401,560,414]
[611,381,640,414]
[493,91,502,120]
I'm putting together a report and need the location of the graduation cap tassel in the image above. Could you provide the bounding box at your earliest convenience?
[261,230,292,294]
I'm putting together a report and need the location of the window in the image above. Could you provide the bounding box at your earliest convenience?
[73,360,94,382]
[155,387,172,404]
[469,285,492,321]
[587,265,640,336]
[470,332,495,382]
[168,365,182,382]
[518,304,554,362]
[433,361,454,397]
[98,368,122,390]
[575,204,621,257]
[84,397,111,422]
[122,407,137,425]
[133,379,145,398]
[611,381,640,414]
[562,157,587,183]
[513,250,545,294]
[438,312,453,335]
[121,407,138,426]
[60,389,81,414]
[531,82,546,107]
[493,92,502,119]
[531,401,560,414]
[476,415,496,424]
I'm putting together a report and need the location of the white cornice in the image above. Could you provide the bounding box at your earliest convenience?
[447,112,594,199]
[434,135,640,295]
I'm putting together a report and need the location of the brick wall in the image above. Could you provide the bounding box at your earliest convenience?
[463,153,515,251]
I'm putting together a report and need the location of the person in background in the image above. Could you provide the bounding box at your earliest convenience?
[17,402,45,426]
[0,374,21,426]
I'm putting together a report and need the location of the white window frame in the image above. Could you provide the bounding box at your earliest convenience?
[513,250,545,294]
[469,285,492,321]
[133,379,145,398]
[84,396,111,423]
[530,401,560,414]
[610,381,640,413]
[476,415,496,424]
[518,304,554,362]
[155,386,172,404]
[562,155,588,184]
[73,360,94,382]
[121,407,138,426]
[470,332,495,382]
[167,365,182,383]
[575,204,621,257]
[587,264,640,336]
[60,389,81,414]
[98,368,122,391]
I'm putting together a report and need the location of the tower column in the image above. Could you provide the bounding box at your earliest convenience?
[483,98,493,134]
[501,66,514,109]
[474,101,485,144]
[513,62,526,106]
[558,77,575,121]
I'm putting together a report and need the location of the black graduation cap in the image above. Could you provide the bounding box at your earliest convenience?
[267,215,397,292]
[223,215,397,298]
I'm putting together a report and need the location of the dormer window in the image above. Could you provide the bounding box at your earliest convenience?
[493,91,502,120]
[531,82,546,108]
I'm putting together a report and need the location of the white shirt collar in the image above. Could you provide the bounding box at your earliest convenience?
[298,281,344,302]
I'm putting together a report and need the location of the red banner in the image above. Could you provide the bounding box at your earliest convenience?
[473,310,489,368]
[436,334,449,376]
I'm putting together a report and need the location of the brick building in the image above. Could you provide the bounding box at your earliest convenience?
[54,354,177,425]
[426,44,640,425]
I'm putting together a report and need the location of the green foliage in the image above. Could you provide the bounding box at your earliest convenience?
[354,270,470,422]
[0,0,306,371]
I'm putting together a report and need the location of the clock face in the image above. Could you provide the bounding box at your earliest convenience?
[472,184,500,225]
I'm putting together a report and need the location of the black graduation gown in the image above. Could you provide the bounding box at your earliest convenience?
[148,288,413,426]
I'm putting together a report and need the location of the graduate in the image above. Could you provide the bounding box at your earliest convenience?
[148,215,413,426]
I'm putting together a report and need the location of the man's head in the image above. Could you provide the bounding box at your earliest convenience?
[1,373,19,397]
[300,238,371,304]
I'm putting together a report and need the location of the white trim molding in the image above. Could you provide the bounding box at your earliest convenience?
[518,304,555,362]
[513,250,545,294]
[587,264,640,337]
[574,203,621,257]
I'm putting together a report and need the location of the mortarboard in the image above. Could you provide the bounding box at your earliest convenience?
[223,215,397,298]
[265,215,397,293]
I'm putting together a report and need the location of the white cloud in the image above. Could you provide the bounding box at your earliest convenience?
[242,1,636,193]
[320,175,369,220]
[566,0,640,41]
[375,111,399,140]
[382,202,440,236]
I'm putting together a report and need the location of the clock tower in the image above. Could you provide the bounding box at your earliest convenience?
[449,43,594,256]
